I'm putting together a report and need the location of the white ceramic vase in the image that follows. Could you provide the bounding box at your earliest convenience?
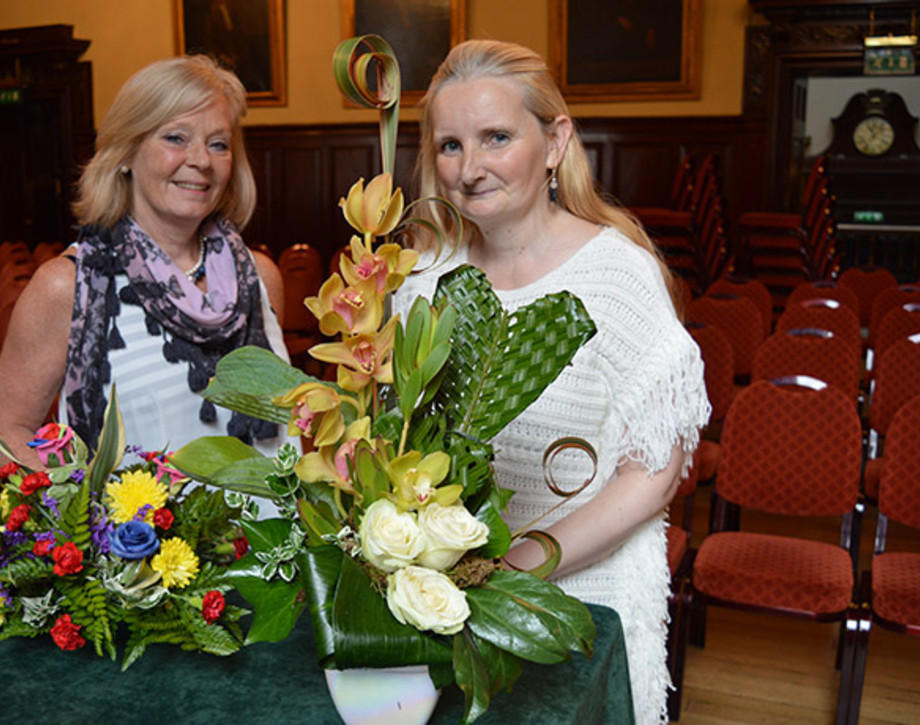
[324,665,440,725]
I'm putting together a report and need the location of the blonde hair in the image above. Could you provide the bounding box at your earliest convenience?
[72,55,256,229]
[413,39,677,303]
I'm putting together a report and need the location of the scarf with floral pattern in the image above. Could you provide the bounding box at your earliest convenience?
[64,215,277,447]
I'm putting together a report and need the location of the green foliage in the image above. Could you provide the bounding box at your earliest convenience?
[171,437,276,499]
[431,265,596,441]
[60,477,93,552]
[0,556,55,587]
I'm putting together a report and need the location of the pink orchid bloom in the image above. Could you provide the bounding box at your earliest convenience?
[305,274,384,337]
[342,235,420,295]
[272,382,344,445]
[309,316,398,392]
[294,418,371,491]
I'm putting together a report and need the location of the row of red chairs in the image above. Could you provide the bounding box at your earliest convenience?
[665,270,920,720]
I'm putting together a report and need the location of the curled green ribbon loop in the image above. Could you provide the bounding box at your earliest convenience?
[332,34,402,176]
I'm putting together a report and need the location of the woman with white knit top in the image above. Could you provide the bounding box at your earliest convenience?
[394,40,710,724]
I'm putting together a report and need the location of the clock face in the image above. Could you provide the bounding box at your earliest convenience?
[852,116,895,156]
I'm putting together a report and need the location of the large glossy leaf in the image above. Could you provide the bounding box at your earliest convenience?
[170,436,276,497]
[201,346,316,424]
[431,265,596,441]
[465,570,595,664]
[331,555,453,668]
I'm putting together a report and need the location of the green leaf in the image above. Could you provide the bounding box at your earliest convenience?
[453,629,492,725]
[226,556,306,644]
[170,436,276,498]
[474,498,512,559]
[301,546,345,667]
[201,346,317,424]
[431,265,596,441]
[465,570,595,664]
[472,635,523,694]
[86,384,125,492]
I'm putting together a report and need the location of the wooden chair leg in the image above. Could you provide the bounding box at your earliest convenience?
[688,590,707,648]
[667,577,693,721]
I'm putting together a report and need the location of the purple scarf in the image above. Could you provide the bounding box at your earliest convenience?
[64,215,277,447]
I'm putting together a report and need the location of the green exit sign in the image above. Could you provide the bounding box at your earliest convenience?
[0,88,22,104]
[864,36,917,76]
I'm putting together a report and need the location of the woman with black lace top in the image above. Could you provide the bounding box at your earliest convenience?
[0,55,288,471]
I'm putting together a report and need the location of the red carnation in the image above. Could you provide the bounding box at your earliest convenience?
[6,502,32,532]
[52,541,84,576]
[19,471,52,496]
[152,508,174,530]
[0,461,20,480]
[232,536,249,560]
[201,590,226,624]
[33,538,55,557]
[50,614,86,651]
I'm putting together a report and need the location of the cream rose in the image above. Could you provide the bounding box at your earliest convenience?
[416,503,490,571]
[386,565,470,635]
[359,499,425,572]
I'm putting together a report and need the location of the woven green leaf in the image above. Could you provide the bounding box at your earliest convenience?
[431,265,596,441]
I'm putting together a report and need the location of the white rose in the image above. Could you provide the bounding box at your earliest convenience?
[416,503,490,571]
[359,499,425,572]
[386,565,470,635]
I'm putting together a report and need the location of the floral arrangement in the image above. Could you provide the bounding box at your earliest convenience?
[0,390,250,668]
[169,36,600,724]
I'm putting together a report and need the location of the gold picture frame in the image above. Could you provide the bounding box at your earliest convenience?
[174,0,287,107]
[341,0,466,106]
[549,0,702,102]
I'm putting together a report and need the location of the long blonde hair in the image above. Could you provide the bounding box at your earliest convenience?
[72,55,256,229]
[412,39,677,302]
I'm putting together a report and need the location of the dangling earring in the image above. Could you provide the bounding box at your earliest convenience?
[549,168,558,203]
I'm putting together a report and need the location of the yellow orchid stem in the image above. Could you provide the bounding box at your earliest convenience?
[333,486,348,520]
[397,418,410,458]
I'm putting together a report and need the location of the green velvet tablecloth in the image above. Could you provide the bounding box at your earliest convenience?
[2,603,633,724]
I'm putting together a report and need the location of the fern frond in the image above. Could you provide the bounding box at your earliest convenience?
[0,556,55,587]
[60,477,93,551]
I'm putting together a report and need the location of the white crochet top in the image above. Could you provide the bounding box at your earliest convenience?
[394,227,711,724]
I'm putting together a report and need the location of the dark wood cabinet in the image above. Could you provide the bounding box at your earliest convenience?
[0,25,94,245]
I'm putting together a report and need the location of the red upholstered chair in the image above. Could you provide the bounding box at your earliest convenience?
[690,380,863,725]
[32,241,65,265]
[686,322,734,484]
[751,329,862,407]
[843,393,920,724]
[787,280,860,320]
[838,266,898,329]
[775,298,862,354]
[706,277,773,339]
[863,337,920,500]
[279,244,326,376]
[685,294,765,383]
[873,303,920,360]
[867,285,920,352]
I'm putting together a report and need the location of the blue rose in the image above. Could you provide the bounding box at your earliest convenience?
[109,521,160,560]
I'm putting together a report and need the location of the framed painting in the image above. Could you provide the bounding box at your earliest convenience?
[548,0,702,102]
[341,0,466,105]
[174,0,287,107]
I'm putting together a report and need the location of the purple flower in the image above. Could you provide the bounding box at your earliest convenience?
[133,504,153,522]
[89,503,113,555]
[3,530,27,547]
[71,469,85,483]
[0,584,11,606]
[42,491,61,518]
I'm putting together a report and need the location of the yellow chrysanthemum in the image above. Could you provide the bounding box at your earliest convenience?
[106,470,169,524]
[150,538,199,589]
[0,488,10,519]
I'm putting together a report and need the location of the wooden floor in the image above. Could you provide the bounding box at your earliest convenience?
[668,487,920,725]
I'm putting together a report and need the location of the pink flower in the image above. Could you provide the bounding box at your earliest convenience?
[27,423,74,466]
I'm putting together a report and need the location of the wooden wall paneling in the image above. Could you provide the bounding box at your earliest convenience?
[243,115,766,269]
